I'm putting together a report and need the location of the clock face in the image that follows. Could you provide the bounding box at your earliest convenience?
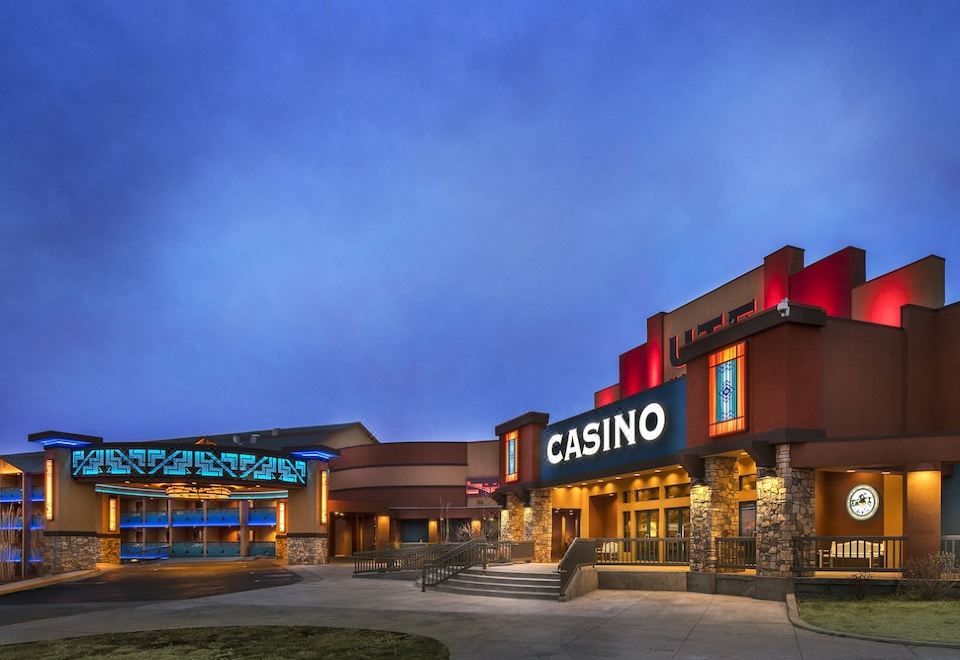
[846,484,880,521]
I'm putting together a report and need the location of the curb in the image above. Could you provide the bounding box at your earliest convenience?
[0,569,102,597]
[785,593,960,650]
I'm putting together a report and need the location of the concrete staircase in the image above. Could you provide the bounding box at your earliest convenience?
[430,567,562,600]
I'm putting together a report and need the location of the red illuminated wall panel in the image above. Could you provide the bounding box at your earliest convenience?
[788,247,866,318]
[851,256,945,327]
[619,343,648,398]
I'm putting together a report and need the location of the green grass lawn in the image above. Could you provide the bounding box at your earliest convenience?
[798,597,960,644]
[0,626,449,659]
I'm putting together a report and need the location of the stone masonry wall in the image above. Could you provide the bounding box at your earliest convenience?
[42,534,99,574]
[98,536,120,564]
[689,456,738,572]
[756,444,815,576]
[529,488,552,562]
[506,493,525,542]
[276,536,288,561]
[286,535,328,565]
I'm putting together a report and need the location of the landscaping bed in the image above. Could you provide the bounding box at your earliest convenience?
[0,626,449,659]
[797,596,960,645]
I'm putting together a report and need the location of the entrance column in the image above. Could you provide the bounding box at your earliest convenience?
[40,446,119,574]
[689,456,737,572]
[756,445,815,576]
[905,466,941,561]
[505,493,525,541]
[285,460,330,564]
[529,488,552,562]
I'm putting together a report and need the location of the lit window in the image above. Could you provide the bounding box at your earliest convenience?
[504,431,518,483]
[708,342,746,437]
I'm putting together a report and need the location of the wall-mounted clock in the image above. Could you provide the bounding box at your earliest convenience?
[846,484,880,521]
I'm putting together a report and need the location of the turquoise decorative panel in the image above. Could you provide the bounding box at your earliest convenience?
[71,447,307,486]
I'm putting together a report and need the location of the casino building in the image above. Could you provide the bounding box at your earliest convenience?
[493,245,960,578]
[2,243,958,584]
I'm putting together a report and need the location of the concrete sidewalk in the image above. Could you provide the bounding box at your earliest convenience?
[1,564,958,659]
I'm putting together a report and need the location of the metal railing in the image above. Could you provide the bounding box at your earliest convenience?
[354,542,458,575]
[120,542,171,561]
[592,537,689,565]
[421,540,480,591]
[716,536,757,569]
[793,536,904,572]
[558,538,598,593]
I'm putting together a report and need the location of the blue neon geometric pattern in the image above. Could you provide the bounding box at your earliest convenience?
[71,447,307,486]
[715,359,737,423]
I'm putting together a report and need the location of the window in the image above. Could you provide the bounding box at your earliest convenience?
[622,512,631,537]
[709,342,747,437]
[664,483,690,499]
[739,502,756,536]
[621,490,631,504]
[666,507,689,537]
[504,431,518,483]
[635,487,660,502]
[739,474,757,492]
[635,510,658,538]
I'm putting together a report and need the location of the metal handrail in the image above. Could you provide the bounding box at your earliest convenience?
[421,540,483,591]
[353,542,459,575]
[558,538,598,593]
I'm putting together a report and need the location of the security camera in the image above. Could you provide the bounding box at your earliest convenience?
[777,298,790,318]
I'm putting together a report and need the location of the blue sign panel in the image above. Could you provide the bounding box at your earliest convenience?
[539,377,686,485]
[71,447,307,487]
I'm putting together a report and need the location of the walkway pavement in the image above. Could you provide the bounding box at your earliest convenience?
[1,563,957,659]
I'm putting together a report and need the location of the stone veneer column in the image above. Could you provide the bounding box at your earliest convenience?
[98,535,120,564]
[506,493,525,542]
[286,534,329,565]
[756,444,815,576]
[275,535,288,561]
[42,534,100,574]
[529,489,552,563]
[689,456,738,572]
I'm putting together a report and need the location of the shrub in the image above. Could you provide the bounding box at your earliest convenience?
[850,570,873,600]
[900,552,959,600]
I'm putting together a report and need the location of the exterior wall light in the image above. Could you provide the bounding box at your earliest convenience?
[108,497,118,532]
[320,469,328,524]
[44,458,54,521]
[277,500,286,534]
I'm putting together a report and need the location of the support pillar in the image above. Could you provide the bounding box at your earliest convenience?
[756,444,814,576]
[239,500,249,557]
[506,493,524,542]
[285,461,330,564]
[689,456,737,572]
[529,488,552,563]
[905,468,941,561]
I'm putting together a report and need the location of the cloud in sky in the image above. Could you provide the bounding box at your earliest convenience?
[1,0,958,451]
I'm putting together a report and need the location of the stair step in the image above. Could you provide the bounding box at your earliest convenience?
[446,578,560,594]
[451,575,560,588]
[435,583,560,600]
[462,569,559,581]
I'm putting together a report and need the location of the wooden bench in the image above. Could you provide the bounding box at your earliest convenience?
[818,540,884,569]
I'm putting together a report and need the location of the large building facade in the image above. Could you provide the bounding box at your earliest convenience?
[2,243,957,581]
[494,245,959,576]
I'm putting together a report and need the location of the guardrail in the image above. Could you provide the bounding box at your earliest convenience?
[354,542,459,575]
[558,538,598,593]
[793,536,904,572]
[591,537,689,565]
[120,542,171,561]
[716,536,756,569]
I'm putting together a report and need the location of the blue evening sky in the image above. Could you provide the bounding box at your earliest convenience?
[1,1,958,453]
